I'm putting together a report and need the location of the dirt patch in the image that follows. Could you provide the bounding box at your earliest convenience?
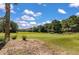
[0,39,67,55]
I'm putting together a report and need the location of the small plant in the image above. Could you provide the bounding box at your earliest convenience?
[22,36,27,41]
[12,35,17,40]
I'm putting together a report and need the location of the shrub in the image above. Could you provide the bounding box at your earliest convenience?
[12,35,17,40]
[22,36,27,41]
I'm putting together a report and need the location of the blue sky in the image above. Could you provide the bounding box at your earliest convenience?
[0,3,79,29]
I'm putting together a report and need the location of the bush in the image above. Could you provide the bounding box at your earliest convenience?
[22,36,27,41]
[12,35,17,40]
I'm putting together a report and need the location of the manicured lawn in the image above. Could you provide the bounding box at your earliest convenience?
[1,32,79,54]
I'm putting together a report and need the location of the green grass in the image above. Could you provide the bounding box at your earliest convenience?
[0,33,5,42]
[1,32,79,54]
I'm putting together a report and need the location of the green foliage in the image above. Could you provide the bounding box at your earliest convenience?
[10,21,18,33]
[0,36,4,41]
[65,15,79,32]
[61,20,70,32]
[22,36,27,41]
[11,35,17,40]
[0,16,18,33]
[37,25,46,32]
[31,15,79,33]
[51,20,62,33]
[16,15,79,33]
[32,26,38,32]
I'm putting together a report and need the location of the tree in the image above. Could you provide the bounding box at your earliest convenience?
[44,23,52,32]
[0,20,18,33]
[51,20,62,33]
[61,20,70,32]
[67,15,79,32]
[37,25,46,32]
[32,26,38,32]
[4,3,10,43]
[0,17,5,32]
[10,21,18,33]
[68,15,78,26]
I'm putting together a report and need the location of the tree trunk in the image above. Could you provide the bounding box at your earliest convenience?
[4,3,10,43]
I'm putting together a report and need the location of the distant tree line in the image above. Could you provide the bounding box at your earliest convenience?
[1,15,79,33]
[30,15,79,33]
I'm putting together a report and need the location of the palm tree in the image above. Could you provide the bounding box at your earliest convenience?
[4,3,10,43]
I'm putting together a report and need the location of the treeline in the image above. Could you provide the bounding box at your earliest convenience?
[30,15,79,33]
[1,15,79,33]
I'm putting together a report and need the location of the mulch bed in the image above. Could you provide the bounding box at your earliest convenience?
[0,39,67,55]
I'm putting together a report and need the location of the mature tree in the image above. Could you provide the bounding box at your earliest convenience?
[5,3,10,43]
[68,15,78,25]
[10,21,18,33]
[61,20,70,32]
[0,17,5,32]
[0,16,18,33]
[37,25,46,32]
[51,20,62,33]
[67,15,79,32]
[32,26,38,32]
[44,23,52,32]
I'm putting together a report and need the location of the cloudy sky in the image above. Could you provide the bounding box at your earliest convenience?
[0,3,79,29]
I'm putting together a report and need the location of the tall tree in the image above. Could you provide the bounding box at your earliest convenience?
[44,23,51,32]
[4,3,10,43]
[10,21,18,33]
[61,20,70,32]
[52,20,62,33]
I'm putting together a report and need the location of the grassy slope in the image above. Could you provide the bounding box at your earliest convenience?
[1,32,79,54]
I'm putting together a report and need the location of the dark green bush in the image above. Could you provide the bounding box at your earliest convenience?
[22,36,27,41]
[12,35,17,40]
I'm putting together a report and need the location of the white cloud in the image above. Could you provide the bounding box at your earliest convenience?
[58,8,67,14]
[10,4,14,10]
[42,22,46,25]
[10,4,16,14]
[21,24,26,27]
[75,12,79,16]
[16,21,37,29]
[46,20,51,23]
[34,12,42,17]
[0,3,5,10]
[69,3,79,8]
[24,9,34,15]
[21,15,35,20]
[17,21,27,24]
[16,21,31,29]
[30,22,36,25]
[24,9,42,17]
[11,10,16,14]
[42,20,51,25]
